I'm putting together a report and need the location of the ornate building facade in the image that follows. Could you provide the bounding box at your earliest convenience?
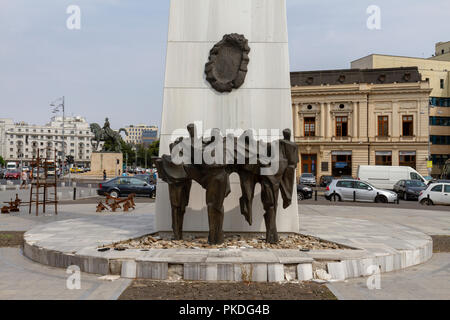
[351,42,450,175]
[0,116,94,167]
[291,67,432,178]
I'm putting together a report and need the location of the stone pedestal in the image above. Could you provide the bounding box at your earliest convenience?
[90,152,123,177]
[156,0,298,234]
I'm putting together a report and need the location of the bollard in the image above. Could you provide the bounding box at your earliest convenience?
[353,191,356,202]
[73,187,77,200]
[315,190,318,201]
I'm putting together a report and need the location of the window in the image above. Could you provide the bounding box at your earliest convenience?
[430,117,450,126]
[445,185,450,193]
[336,181,354,188]
[355,182,371,190]
[402,116,414,136]
[376,153,392,166]
[430,136,450,145]
[399,152,416,169]
[431,185,443,192]
[336,116,348,137]
[441,79,445,89]
[304,118,316,137]
[410,172,422,181]
[378,116,389,137]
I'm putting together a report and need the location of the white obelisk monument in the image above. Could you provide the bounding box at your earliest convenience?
[156,0,299,234]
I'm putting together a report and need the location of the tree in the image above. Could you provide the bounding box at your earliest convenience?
[0,156,5,167]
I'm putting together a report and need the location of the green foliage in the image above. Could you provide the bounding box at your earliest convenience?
[121,140,159,168]
[0,156,5,167]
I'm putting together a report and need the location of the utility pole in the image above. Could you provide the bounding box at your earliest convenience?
[50,96,65,177]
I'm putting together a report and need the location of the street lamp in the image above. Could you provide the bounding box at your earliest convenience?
[50,97,65,176]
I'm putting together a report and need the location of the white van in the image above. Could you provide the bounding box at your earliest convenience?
[357,165,426,190]
[6,162,17,170]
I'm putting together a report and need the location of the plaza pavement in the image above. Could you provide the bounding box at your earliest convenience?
[299,205,450,300]
[0,247,131,300]
[0,202,448,299]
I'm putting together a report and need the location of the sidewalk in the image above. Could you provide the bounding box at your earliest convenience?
[327,253,450,300]
[0,247,131,300]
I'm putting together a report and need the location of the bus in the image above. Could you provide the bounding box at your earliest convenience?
[6,162,17,170]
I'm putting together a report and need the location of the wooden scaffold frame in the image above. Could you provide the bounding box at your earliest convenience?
[28,148,59,216]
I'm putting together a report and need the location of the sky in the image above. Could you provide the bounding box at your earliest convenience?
[0,0,449,130]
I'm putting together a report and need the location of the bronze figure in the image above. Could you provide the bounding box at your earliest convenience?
[155,125,299,245]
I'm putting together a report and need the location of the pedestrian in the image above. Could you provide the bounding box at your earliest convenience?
[103,170,107,181]
[20,170,28,189]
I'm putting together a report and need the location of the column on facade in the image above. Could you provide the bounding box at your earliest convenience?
[326,102,332,138]
[352,101,358,139]
[295,104,302,137]
[320,103,325,138]
[392,100,399,138]
[292,103,298,138]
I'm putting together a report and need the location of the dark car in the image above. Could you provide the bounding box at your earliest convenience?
[134,174,157,185]
[319,175,334,187]
[5,170,21,180]
[393,179,427,201]
[297,184,313,201]
[97,177,156,198]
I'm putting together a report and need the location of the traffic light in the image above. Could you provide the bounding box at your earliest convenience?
[66,155,74,165]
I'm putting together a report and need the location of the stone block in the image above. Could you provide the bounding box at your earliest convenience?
[121,260,137,279]
[297,263,313,281]
[267,264,284,283]
[136,261,168,280]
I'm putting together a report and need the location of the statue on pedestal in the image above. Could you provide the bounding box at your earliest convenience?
[90,118,128,153]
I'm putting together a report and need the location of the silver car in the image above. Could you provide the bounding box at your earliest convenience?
[324,179,398,203]
[300,173,316,186]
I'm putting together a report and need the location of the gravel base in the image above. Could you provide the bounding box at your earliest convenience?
[103,233,350,250]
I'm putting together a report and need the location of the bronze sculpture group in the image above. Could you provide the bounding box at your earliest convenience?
[154,124,299,245]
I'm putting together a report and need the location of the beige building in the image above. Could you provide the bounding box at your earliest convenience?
[351,42,450,175]
[291,67,432,178]
[124,124,158,145]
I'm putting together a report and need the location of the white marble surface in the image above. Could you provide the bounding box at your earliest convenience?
[156,180,300,234]
[165,42,290,89]
[157,0,297,233]
[168,0,288,43]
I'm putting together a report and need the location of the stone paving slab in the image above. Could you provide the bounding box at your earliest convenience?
[21,203,433,283]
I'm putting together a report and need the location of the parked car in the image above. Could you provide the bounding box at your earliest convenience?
[325,179,398,203]
[297,184,313,201]
[357,165,426,190]
[299,173,316,186]
[319,175,334,187]
[393,180,427,201]
[419,183,450,206]
[135,174,157,185]
[5,170,21,180]
[97,177,156,198]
